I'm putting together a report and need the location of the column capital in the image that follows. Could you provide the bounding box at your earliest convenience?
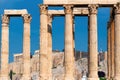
[64,4,73,14]
[88,4,98,14]
[114,3,120,14]
[23,14,32,23]
[40,4,48,15]
[2,15,9,24]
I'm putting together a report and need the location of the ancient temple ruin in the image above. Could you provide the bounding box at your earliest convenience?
[0,0,120,80]
[0,10,31,80]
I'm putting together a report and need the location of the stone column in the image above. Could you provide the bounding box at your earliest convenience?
[64,5,75,80]
[22,14,31,80]
[73,16,75,59]
[107,22,111,80]
[0,15,9,80]
[39,4,49,80]
[110,20,115,79]
[47,14,53,80]
[114,3,120,80]
[88,4,99,80]
[37,63,39,72]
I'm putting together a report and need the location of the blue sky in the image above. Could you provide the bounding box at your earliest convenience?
[0,0,110,62]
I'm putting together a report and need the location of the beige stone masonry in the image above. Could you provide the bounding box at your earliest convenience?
[4,9,28,15]
[48,8,89,16]
[0,15,9,80]
[44,0,118,5]
[0,10,31,80]
[22,14,31,80]
[114,3,120,80]
[107,22,111,80]
[88,4,99,80]
[47,14,53,80]
[64,4,75,80]
[39,4,50,80]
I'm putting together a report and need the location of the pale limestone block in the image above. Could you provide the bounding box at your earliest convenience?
[4,9,28,15]
[43,0,119,5]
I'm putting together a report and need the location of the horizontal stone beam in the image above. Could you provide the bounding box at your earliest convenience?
[48,8,89,16]
[14,53,23,57]
[4,9,28,16]
[44,0,118,6]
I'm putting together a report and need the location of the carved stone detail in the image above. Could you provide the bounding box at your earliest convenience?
[88,4,98,14]
[40,5,48,15]
[2,15,9,24]
[64,5,73,14]
[23,14,32,23]
[114,3,120,14]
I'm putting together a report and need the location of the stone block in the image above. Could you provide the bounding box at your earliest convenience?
[4,9,28,16]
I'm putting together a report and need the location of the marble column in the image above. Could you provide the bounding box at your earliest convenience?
[47,14,53,80]
[114,3,120,80]
[73,16,75,59]
[39,4,49,80]
[64,5,75,80]
[107,22,111,80]
[0,15,9,80]
[110,20,115,79]
[22,14,31,80]
[88,4,99,80]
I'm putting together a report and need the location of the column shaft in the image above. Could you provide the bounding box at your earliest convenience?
[110,21,115,79]
[22,14,31,80]
[64,5,75,80]
[0,15,9,80]
[88,4,99,80]
[114,3,120,80]
[107,23,111,80]
[73,18,75,59]
[39,5,49,80]
[47,14,52,80]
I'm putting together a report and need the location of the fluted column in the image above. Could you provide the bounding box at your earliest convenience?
[0,15,9,80]
[114,3,120,80]
[73,16,75,58]
[88,4,99,80]
[110,20,115,79]
[64,5,75,80]
[47,14,53,80]
[39,4,49,80]
[107,22,111,80]
[22,14,31,80]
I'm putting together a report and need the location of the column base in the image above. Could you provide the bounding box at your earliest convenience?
[87,78,99,80]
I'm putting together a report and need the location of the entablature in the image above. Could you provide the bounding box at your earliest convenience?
[48,8,89,16]
[44,0,119,7]
[4,9,28,16]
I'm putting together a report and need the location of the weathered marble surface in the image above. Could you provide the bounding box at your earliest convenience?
[4,9,28,15]
[48,8,89,16]
[44,0,118,5]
